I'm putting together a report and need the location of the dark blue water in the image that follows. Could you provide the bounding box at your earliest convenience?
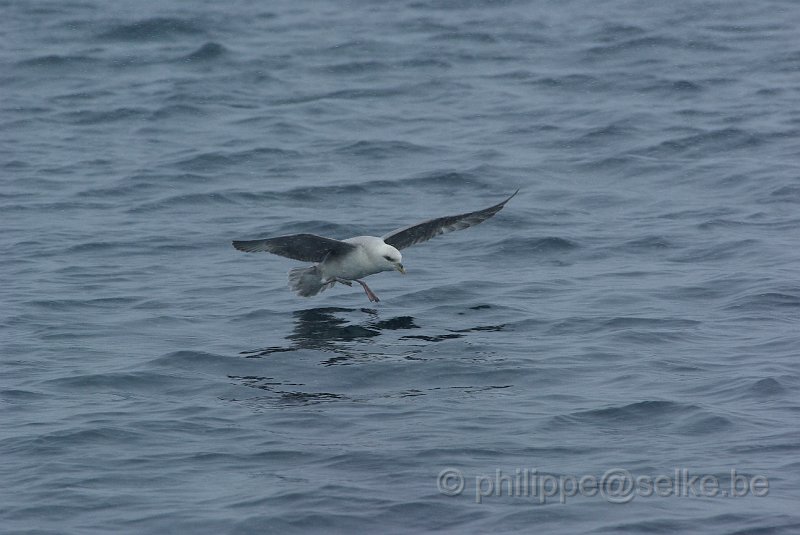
[3,0,800,533]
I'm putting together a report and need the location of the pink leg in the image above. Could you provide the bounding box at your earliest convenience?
[354,279,380,302]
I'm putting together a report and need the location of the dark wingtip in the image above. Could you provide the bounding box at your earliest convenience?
[232,240,248,252]
[492,189,519,210]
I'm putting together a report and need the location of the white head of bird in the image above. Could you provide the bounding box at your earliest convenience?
[377,242,405,274]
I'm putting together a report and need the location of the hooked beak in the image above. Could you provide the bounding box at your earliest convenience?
[394,263,406,274]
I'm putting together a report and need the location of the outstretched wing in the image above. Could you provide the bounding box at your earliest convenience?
[232,233,356,262]
[382,190,518,250]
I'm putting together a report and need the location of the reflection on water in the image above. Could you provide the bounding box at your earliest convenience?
[238,306,505,360]
[230,307,513,406]
[399,323,506,342]
[226,374,350,406]
[239,307,419,360]
[226,374,514,407]
[230,307,422,404]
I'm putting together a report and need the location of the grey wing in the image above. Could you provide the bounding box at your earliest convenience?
[382,190,518,250]
[232,233,356,262]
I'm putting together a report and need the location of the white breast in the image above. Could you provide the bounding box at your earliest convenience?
[319,236,386,280]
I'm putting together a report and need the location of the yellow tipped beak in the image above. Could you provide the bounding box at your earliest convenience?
[395,263,406,274]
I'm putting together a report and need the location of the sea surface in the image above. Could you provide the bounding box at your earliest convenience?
[2,0,800,533]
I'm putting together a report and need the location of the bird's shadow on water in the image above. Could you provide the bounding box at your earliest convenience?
[228,306,511,406]
[228,307,422,406]
[238,307,421,365]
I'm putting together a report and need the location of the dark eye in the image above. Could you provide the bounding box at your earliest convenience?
[383,255,393,262]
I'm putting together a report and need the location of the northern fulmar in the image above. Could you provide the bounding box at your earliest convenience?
[232,190,517,302]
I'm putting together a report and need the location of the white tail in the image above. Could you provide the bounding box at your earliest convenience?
[288,266,334,297]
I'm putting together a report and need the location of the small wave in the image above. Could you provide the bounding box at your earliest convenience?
[404,168,501,192]
[637,128,762,158]
[756,87,785,97]
[272,219,356,235]
[668,239,760,263]
[128,191,245,213]
[281,182,380,201]
[16,55,99,68]
[230,308,291,322]
[96,17,205,41]
[397,283,490,308]
[749,377,786,396]
[272,86,409,105]
[398,58,452,69]
[642,79,704,93]
[551,400,732,435]
[774,50,800,73]
[770,185,800,201]
[558,400,688,424]
[3,160,30,171]
[430,31,497,43]
[592,23,647,40]
[172,152,237,171]
[44,371,176,392]
[619,236,675,250]
[149,104,206,120]
[172,147,301,172]
[602,317,700,329]
[490,236,578,255]
[533,73,602,90]
[319,60,389,74]
[725,291,800,311]
[27,296,141,310]
[81,177,167,198]
[0,389,47,402]
[497,30,549,44]
[678,413,734,435]
[64,241,140,254]
[487,69,535,81]
[60,107,149,125]
[409,0,525,10]
[658,283,730,301]
[237,174,491,206]
[575,154,643,172]
[181,42,227,62]
[696,218,750,230]
[326,39,393,53]
[8,427,144,455]
[227,376,351,406]
[585,35,683,56]
[606,517,734,534]
[150,350,232,370]
[571,123,636,147]
[336,140,433,159]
